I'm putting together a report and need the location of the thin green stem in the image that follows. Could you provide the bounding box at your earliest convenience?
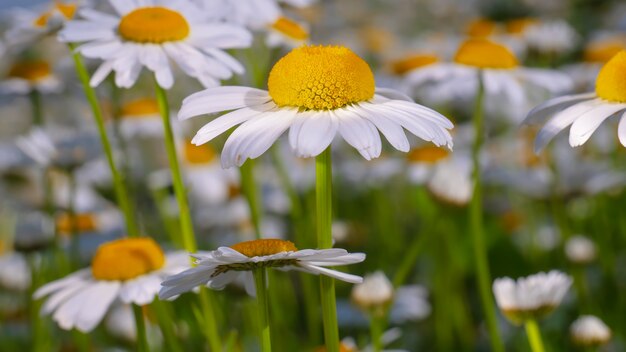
[469,71,504,352]
[316,147,339,352]
[254,268,272,352]
[151,299,183,352]
[370,315,383,352]
[153,80,196,252]
[198,287,223,351]
[68,44,138,238]
[240,160,262,238]
[132,304,148,352]
[524,319,546,352]
[29,90,44,126]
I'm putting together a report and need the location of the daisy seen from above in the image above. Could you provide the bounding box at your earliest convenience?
[58,0,252,89]
[525,50,626,151]
[179,45,454,168]
[34,237,189,332]
[159,238,365,299]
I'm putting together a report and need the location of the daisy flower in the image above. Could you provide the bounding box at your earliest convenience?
[198,0,315,30]
[117,98,164,139]
[404,38,572,121]
[570,315,611,347]
[159,239,365,299]
[58,0,252,89]
[266,16,310,48]
[0,251,31,292]
[351,271,393,316]
[564,235,596,264]
[34,237,189,332]
[179,45,453,168]
[0,59,62,95]
[522,19,578,56]
[525,50,626,151]
[492,270,572,324]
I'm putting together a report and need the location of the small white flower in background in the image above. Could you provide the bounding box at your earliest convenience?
[116,98,164,139]
[390,284,431,323]
[0,59,63,95]
[570,315,611,347]
[59,0,252,89]
[426,152,473,206]
[159,239,365,299]
[197,0,315,30]
[0,252,32,291]
[351,271,394,316]
[492,270,572,324]
[564,235,596,264]
[104,304,137,342]
[34,238,190,332]
[16,128,58,167]
[522,19,578,55]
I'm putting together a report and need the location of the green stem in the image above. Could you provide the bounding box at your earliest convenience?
[370,315,383,352]
[469,71,504,352]
[68,44,138,238]
[240,160,262,238]
[524,319,545,352]
[132,304,148,352]
[254,268,272,352]
[316,147,339,352]
[29,90,43,126]
[198,287,223,351]
[153,79,196,252]
[68,171,80,269]
[151,299,183,352]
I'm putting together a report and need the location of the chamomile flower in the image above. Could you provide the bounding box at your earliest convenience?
[59,0,252,89]
[564,235,596,264]
[117,98,163,138]
[198,0,314,30]
[351,271,393,316]
[525,50,626,151]
[570,315,611,347]
[405,38,572,122]
[159,239,365,299]
[492,270,572,324]
[522,19,578,55]
[266,16,310,48]
[0,252,31,291]
[180,45,453,168]
[34,238,189,332]
[0,59,62,94]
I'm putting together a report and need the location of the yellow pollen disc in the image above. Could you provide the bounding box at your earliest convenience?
[184,140,217,165]
[92,238,165,281]
[506,18,536,35]
[121,98,160,118]
[8,61,52,81]
[390,54,439,75]
[55,2,77,19]
[33,13,50,27]
[268,45,375,110]
[271,17,308,41]
[56,213,97,235]
[407,146,449,164]
[118,7,190,44]
[466,18,497,38]
[595,50,626,102]
[454,39,518,69]
[584,40,626,64]
[230,239,298,258]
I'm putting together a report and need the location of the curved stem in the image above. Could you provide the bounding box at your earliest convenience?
[240,160,262,239]
[524,319,545,352]
[68,45,138,238]
[132,304,148,352]
[316,147,339,352]
[254,268,272,352]
[469,71,504,352]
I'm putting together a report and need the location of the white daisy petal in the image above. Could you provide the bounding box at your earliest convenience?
[120,274,161,305]
[179,87,271,120]
[74,281,121,332]
[618,112,626,147]
[289,111,339,158]
[298,263,364,284]
[534,99,602,152]
[335,108,381,160]
[524,92,596,125]
[349,104,409,153]
[569,103,626,147]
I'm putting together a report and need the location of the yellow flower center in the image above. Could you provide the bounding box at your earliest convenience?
[466,18,497,38]
[121,98,160,118]
[271,17,308,41]
[118,7,190,44]
[595,50,626,102]
[454,39,518,69]
[91,238,165,281]
[33,2,77,27]
[506,18,536,35]
[184,141,217,165]
[390,54,439,75]
[268,45,375,110]
[230,239,298,258]
[584,40,626,64]
[8,61,52,82]
[56,213,97,235]
[407,146,449,164]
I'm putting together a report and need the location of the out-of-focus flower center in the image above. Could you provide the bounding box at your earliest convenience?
[8,61,52,82]
[407,146,449,164]
[230,239,298,257]
[506,18,536,35]
[56,213,97,235]
[390,54,439,75]
[33,2,77,27]
[268,45,375,110]
[92,238,165,281]
[466,18,497,38]
[121,98,160,118]
[595,50,626,102]
[184,141,217,165]
[118,7,190,44]
[584,40,626,64]
[454,39,518,69]
[271,17,308,41]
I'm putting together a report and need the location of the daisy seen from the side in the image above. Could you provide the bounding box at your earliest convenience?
[159,238,365,299]
[58,0,252,89]
[179,45,454,168]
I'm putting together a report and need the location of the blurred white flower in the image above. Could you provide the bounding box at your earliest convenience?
[351,271,393,316]
[564,235,596,264]
[0,59,62,94]
[523,19,578,55]
[390,284,431,323]
[0,252,31,291]
[570,315,611,347]
[493,270,572,324]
